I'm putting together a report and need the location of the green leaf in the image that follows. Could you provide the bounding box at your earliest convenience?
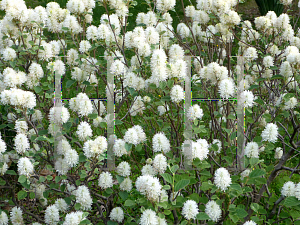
[34,86,42,93]
[107,221,118,225]
[119,191,128,200]
[236,208,247,218]
[66,80,75,88]
[6,170,17,175]
[115,119,123,125]
[196,212,210,220]
[250,203,260,213]
[116,175,124,184]
[79,153,86,162]
[30,192,35,199]
[161,173,173,184]
[170,165,179,174]
[249,169,265,178]
[124,199,136,207]
[283,196,300,207]
[175,179,190,192]
[75,203,81,210]
[17,190,27,200]
[188,193,200,203]
[88,113,98,119]
[18,175,27,184]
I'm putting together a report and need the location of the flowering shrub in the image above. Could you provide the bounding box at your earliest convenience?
[0,0,300,224]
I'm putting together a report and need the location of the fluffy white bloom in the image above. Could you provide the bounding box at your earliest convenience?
[67,49,79,66]
[280,61,293,78]
[3,68,27,88]
[10,206,23,225]
[141,165,157,176]
[214,167,232,191]
[45,205,59,225]
[153,154,167,174]
[63,211,86,225]
[130,96,145,116]
[113,139,128,157]
[211,139,222,154]
[2,47,16,61]
[244,47,258,60]
[79,40,91,53]
[110,60,126,77]
[49,106,70,124]
[243,220,257,225]
[86,25,98,40]
[151,49,168,83]
[54,198,68,212]
[76,121,93,141]
[156,0,176,11]
[169,44,185,60]
[261,123,278,143]
[275,147,283,159]
[205,200,222,222]
[98,171,113,189]
[220,10,241,26]
[145,27,159,45]
[117,161,131,177]
[241,169,251,180]
[170,85,184,103]
[284,97,297,110]
[47,60,65,75]
[110,207,124,223]
[263,56,274,68]
[182,200,199,220]
[177,23,190,39]
[219,78,236,99]
[136,175,162,202]
[157,104,169,116]
[245,142,259,158]
[17,157,34,176]
[152,132,170,153]
[14,133,30,154]
[120,177,133,192]
[14,120,28,134]
[55,157,70,175]
[83,136,107,158]
[57,139,71,155]
[0,211,8,225]
[124,126,145,146]
[281,181,296,197]
[75,185,93,210]
[139,209,158,225]
[69,93,93,117]
[239,90,254,108]
[0,162,8,175]
[64,149,79,167]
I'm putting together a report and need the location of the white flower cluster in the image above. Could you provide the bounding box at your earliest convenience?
[182,200,199,220]
[205,200,222,222]
[0,211,8,225]
[109,207,124,223]
[2,68,27,89]
[281,181,296,197]
[113,139,128,157]
[63,211,87,225]
[74,185,93,210]
[261,123,278,143]
[120,177,133,192]
[17,157,34,176]
[69,92,93,117]
[0,88,36,109]
[182,139,209,161]
[170,85,185,103]
[117,161,131,177]
[49,106,70,124]
[45,205,59,225]
[98,171,113,189]
[214,167,232,191]
[245,142,259,158]
[136,175,162,202]
[130,96,145,116]
[10,206,23,225]
[153,154,167,174]
[152,132,170,153]
[83,136,107,158]
[139,209,158,225]
[275,147,283,159]
[188,104,204,121]
[124,125,146,146]
[76,121,93,141]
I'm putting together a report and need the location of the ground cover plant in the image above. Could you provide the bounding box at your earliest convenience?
[0,0,300,224]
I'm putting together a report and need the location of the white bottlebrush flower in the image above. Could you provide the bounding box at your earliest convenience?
[261,123,278,143]
[244,47,258,60]
[83,136,107,158]
[219,78,236,99]
[0,162,8,175]
[170,85,185,103]
[139,209,158,225]
[57,139,71,155]
[2,47,16,61]
[0,88,36,109]
[98,171,113,189]
[281,181,296,197]
[263,55,274,68]
[14,133,30,154]
[151,49,168,83]
[113,139,128,157]
[182,200,199,220]
[152,132,170,153]
[63,211,86,225]
[284,97,297,110]
[280,0,292,5]
[275,147,283,159]
[0,211,8,225]
[79,40,91,53]
[295,183,300,200]
[49,106,70,124]
[120,177,133,192]
[69,93,93,117]
[243,221,257,225]
[10,206,23,225]
[214,167,232,191]
[193,139,209,161]
[188,104,203,120]
[117,161,131,177]
[156,0,176,11]
[17,157,34,176]
[239,90,254,108]
[133,125,147,144]
[141,164,157,176]
[76,121,93,141]
[54,198,68,212]
[75,186,93,210]
[45,205,59,225]
[136,175,162,202]
[64,149,79,167]
[157,104,169,116]
[245,142,259,158]
[55,158,70,175]
[0,138,7,154]
[205,200,222,222]
[153,154,167,174]
[110,207,124,223]
[31,110,43,122]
